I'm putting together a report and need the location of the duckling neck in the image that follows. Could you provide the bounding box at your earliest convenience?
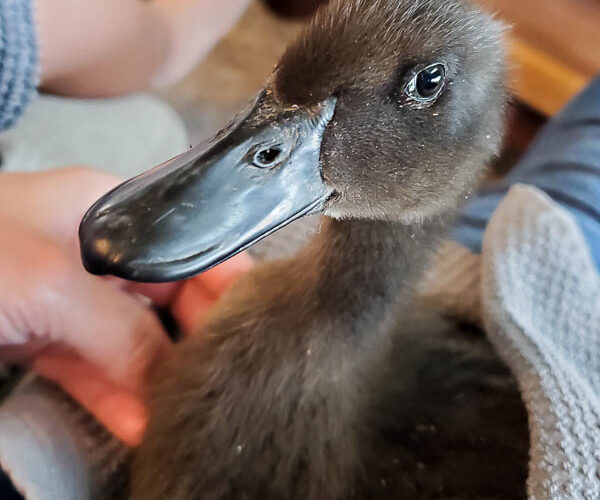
[247,214,454,498]
[132,213,457,500]
[301,214,450,334]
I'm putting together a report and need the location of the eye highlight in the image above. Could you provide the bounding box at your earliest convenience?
[404,63,448,106]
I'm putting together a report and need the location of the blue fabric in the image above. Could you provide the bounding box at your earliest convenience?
[0,0,39,130]
[453,75,600,270]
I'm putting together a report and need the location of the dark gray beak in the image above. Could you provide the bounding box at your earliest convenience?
[79,92,335,282]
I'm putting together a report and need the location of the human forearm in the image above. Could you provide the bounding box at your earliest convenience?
[35,0,251,97]
[36,0,169,96]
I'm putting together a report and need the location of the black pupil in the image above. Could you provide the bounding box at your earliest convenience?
[255,147,281,166]
[416,65,445,98]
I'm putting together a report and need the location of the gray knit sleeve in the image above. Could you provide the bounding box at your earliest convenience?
[0,0,39,131]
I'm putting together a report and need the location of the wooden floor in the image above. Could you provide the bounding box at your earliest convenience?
[474,0,600,116]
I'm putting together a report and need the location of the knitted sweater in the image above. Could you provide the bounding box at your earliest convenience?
[0,0,38,131]
[424,186,600,499]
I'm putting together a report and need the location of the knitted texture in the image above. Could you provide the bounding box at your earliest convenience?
[0,376,129,500]
[0,0,38,131]
[429,185,600,499]
[481,185,600,499]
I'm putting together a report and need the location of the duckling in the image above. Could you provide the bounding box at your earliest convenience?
[79,0,528,498]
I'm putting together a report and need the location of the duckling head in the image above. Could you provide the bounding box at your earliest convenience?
[275,0,507,221]
[79,0,506,282]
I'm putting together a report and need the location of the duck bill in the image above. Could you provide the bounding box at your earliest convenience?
[79,93,336,282]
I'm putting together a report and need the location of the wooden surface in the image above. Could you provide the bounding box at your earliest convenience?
[475,0,600,116]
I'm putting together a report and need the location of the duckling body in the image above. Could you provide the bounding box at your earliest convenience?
[134,219,528,500]
[137,217,447,499]
[79,0,529,498]
[360,308,528,499]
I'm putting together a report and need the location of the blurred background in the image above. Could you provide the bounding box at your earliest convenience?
[3,0,598,182]
[159,0,600,179]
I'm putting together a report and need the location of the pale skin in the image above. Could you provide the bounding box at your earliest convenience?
[0,168,251,446]
[36,0,252,95]
[0,0,253,445]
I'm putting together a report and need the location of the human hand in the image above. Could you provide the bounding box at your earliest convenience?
[0,168,251,445]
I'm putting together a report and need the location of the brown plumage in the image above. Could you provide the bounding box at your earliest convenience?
[130,1,528,499]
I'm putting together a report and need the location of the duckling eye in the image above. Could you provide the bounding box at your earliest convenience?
[253,146,283,168]
[405,63,447,104]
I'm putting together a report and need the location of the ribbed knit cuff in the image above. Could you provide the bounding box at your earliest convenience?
[0,376,130,500]
[0,0,39,131]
